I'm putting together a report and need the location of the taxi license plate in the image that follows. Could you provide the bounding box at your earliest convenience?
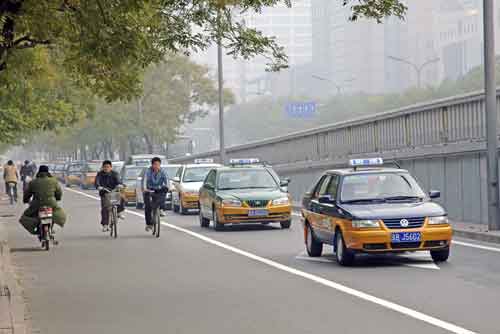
[248,209,268,217]
[391,232,421,243]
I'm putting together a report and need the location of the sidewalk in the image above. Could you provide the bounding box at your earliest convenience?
[0,195,29,334]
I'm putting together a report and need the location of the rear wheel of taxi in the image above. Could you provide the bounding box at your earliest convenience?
[280,220,291,229]
[136,201,144,210]
[335,230,355,266]
[213,209,224,231]
[306,225,322,257]
[430,247,449,262]
[199,207,210,228]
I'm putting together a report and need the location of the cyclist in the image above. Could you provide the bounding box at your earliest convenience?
[143,157,168,232]
[20,165,66,239]
[95,160,125,232]
[3,160,19,202]
[20,160,35,191]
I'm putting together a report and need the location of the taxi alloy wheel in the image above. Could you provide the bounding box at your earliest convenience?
[430,247,450,263]
[136,201,144,210]
[199,208,210,228]
[335,231,355,266]
[213,210,223,231]
[173,199,180,213]
[306,225,323,257]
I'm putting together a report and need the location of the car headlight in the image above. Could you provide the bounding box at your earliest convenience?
[222,199,242,207]
[428,216,449,225]
[351,220,380,228]
[272,197,290,206]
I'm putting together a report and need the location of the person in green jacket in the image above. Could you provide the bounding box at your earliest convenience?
[19,165,66,236]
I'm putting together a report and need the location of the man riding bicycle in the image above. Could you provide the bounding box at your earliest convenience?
[143,157,168,232]
[95,160,125,232]
[20,160,35,191]
[3,160,19,202]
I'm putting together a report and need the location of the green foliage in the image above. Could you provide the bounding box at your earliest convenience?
[36,54,233,158]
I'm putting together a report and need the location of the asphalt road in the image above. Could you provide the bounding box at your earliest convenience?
[5,187,500,334]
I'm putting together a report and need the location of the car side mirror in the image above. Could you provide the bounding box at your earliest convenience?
[429,190,441,199]
[173,176,180,182]
[318,195,334,204]
[205,184,214,190]
[280,178,290,187]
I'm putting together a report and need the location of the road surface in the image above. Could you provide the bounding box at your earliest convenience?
[5,187,500,334]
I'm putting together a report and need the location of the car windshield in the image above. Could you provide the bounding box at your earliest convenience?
[340,173,426,203]
[87,163,100,172]
[218,169,278,190]
[163,166,180,179]
[183,167,213,183]
[124,167,143,180]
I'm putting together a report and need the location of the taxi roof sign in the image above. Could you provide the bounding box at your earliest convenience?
[229,158,260,165]
[194,158,214,164]
[349,158,384,167]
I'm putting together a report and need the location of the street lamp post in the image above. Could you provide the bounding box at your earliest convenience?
[386,55,440,89]
[217,10,226,165]
[311,75,355,95]
[483,0,499,230]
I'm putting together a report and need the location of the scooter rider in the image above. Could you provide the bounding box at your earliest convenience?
[19,165,66,240]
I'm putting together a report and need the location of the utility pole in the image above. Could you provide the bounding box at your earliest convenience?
[217,10,226,165]
[484,0,499,230]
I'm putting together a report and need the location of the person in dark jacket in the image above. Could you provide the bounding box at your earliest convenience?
[94,160,125,231]
[19,165,66,236]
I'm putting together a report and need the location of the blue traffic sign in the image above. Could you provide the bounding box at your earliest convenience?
[285,102,316,119]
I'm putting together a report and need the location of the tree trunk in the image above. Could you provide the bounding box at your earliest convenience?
[143,133,154,154]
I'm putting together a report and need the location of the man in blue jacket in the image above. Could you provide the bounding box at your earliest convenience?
[143,157,168,231]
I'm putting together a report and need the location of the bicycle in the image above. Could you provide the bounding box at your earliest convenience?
[102,186,123,239]
[145,190,162,238]
[6,181,17,205]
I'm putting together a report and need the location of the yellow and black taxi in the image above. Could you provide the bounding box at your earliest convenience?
[199,159,292,231]
[119,164,144,205]
[301,158,452,266]
[79,161,102,189]
[172,159,221,214]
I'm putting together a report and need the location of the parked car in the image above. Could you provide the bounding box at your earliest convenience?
[80,161,102,189]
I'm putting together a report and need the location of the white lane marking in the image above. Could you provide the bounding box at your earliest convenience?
[453,240,500,253]
[295,251,440,270]
[65,188,476,334]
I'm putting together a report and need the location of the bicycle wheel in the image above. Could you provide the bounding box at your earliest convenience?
[155,208,160,238]
[110,207,118,239]
[152,208,157,236]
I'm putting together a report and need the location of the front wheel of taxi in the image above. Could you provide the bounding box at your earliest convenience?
[280,220,291,229]
[306,225,323,257]
[430,247,450,263]
[213,210,224,231]
[199,208,210,228]
[335,230,355,266]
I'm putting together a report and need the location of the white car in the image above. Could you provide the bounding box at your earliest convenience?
[171,161,221,215]
[135,164,182,210]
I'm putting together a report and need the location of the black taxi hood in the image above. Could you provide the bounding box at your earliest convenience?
[340,201,446,220]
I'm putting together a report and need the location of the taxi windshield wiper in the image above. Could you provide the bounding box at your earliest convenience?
[384,195,423,201]
[341,198,386,204]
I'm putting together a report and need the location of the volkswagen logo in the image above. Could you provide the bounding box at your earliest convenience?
[400,219,409,227]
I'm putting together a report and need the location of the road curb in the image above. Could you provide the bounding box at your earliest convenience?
[0,223,29,334]
[453,228,500,244]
